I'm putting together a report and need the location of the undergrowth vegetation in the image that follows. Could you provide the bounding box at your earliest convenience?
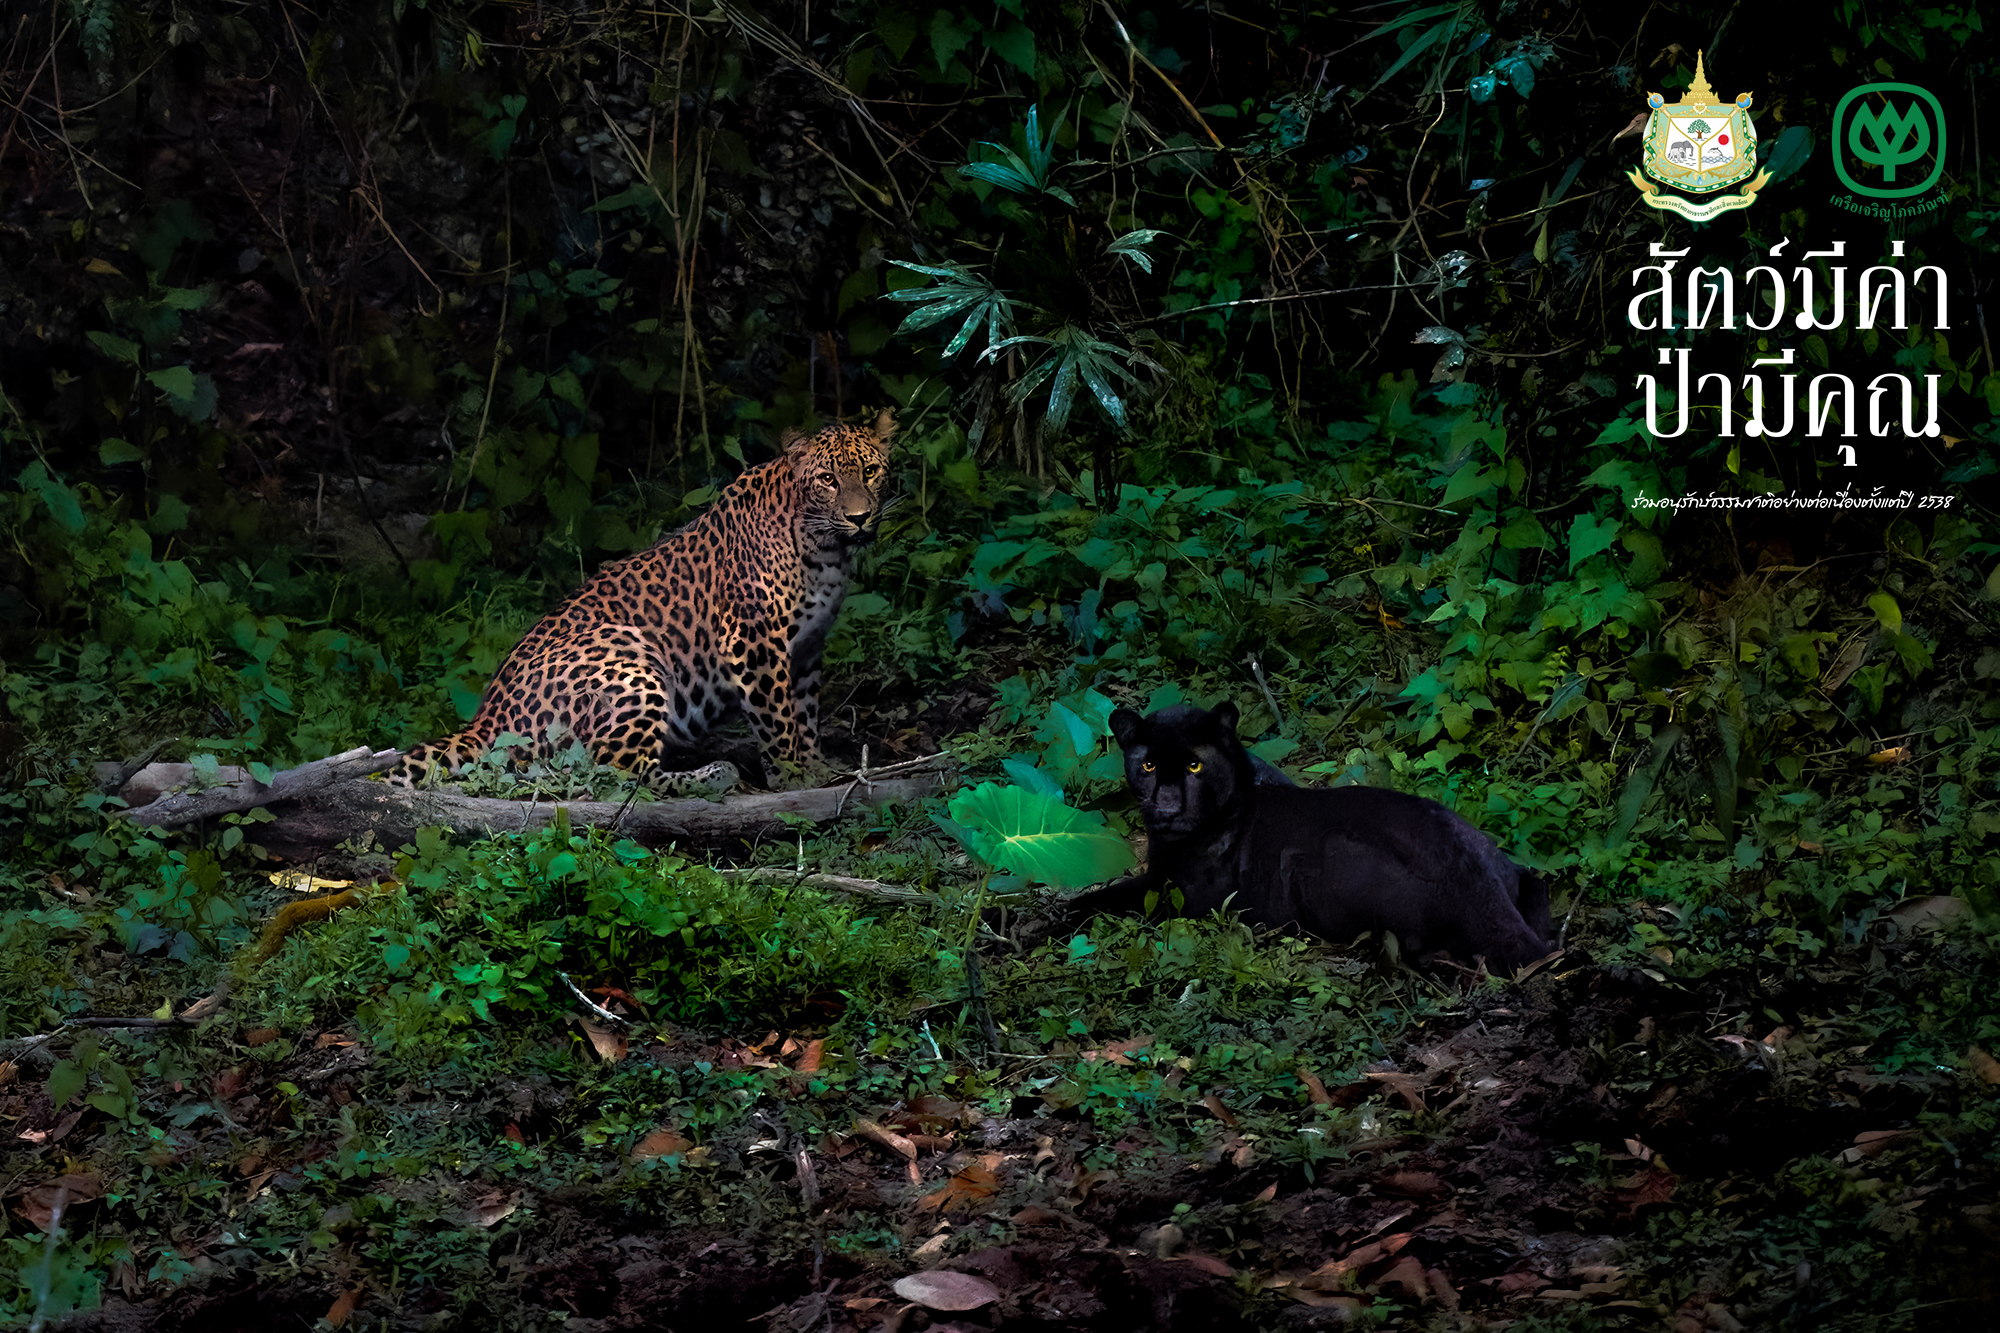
[2,0,1998,1327]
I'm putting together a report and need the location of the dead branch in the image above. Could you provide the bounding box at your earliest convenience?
[714,868,931,903]
[117,747,406,827]
[247,764,951,860]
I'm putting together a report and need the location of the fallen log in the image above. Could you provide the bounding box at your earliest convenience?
[116,747,406,827]
[110,748,952,859]
[251,770,949,859]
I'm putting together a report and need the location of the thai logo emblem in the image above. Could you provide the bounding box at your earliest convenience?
[1626,52,1769,222]
[1832,83,1945,199]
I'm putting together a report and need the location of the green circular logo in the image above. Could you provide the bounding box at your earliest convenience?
[1833,83,1946,198]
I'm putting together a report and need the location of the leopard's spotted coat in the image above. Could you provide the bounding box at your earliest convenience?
[386,414,894,792]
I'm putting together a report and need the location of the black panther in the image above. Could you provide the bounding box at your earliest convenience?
[1070,703,1556,970]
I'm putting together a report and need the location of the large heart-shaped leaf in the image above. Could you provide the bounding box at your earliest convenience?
[943,783,1134,889]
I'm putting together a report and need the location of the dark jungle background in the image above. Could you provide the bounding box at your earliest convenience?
[1,0,1997,1329]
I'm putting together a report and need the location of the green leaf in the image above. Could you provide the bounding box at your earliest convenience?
[1107,229,1165,273]
[146,365,197,399]
[22,463,86,534]
[1002,757,1064,799]
[1359,3,1455,40]
[99,438,145,465]
[960,160,1035,193]
[1764,125,1814,184]
[1567,512,1622,570]
[1610,725,1682,846]
[929,9,976,71]
[1866,591,1902,632]
[944,782,1135,889]
[1367,18,1455,96]
[47,1055,88,1108]
[985,21,1036,75]
[87,330,142,365]
[1440,460,1500,506]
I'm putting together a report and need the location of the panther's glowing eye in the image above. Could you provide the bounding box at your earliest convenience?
[1140,761,1155,773]
[1187,760,1203,773]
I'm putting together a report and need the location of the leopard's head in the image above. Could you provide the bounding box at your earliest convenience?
[784,410,895,545]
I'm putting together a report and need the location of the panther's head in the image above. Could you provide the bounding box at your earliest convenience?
[1110,702,1255,837]
[785,410,896,545]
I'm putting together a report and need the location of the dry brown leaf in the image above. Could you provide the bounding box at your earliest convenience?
[465,1189,519,1227]
[1178,1253,1234,1278]
[1251,1181,1278,1203]
[17,1110,83,1146]
[1082,1033,1156,1066]
[244,1027,280,1047]
[214,1067,248,1100]
[1301,1232,1413,1289]
[17,1174,103,1232]
[853,1117,919,1161]
[590,984,643,1012]
[843,1296,885,1311]
[794,1038,825,1074]
[1011,1205,1063,1226]
[631,1129,694,1160]
[1614,1162,1678,1217]
[1488,1269,1551,1294]
[892,1270,1000,1311]
[1287,1289,1365,1312]
[314,1032,357,1050]
[1202,1091,1238,1128]
[897,1095,970,1131]
[1889,896,1971,935]
[576,1018,628,1063]
[325,1287,362,1327]
[1298,1068,1331,1106]
[1823,635,1870,693]
[0,1060,17,1087]
[1373,1254,1431,1301]
[916,1158,1000,1213]
[1967,1046,2000,1085]
[1376,1170,1451,1200]
[1364,1069,1428,1112]
[1073,1167,1116,1199]
[503,1122,526,1145]
[1610,110,1650,142]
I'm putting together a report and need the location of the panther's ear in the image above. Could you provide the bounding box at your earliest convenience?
[1109,708,1143,746]
[1210,700,1240,735]
[872,408,898,446]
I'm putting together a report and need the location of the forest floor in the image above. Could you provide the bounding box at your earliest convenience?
[9,871,1996,1333]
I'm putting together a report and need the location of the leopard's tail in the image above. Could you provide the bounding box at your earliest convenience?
[378,725,505,787]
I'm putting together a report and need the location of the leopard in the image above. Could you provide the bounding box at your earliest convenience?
[385,412,895,795]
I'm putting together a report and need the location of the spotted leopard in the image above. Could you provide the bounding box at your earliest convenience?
[386,413,895,794]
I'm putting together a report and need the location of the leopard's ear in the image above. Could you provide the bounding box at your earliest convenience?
[871,408,898,445]
[779,426,809,452]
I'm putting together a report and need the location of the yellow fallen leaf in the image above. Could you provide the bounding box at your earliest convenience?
[1970,1045,2000,1086]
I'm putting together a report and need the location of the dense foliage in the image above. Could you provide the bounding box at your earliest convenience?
[2,0,1997,1328]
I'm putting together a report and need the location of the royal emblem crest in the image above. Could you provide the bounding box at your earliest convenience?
[1627,53,1769,222]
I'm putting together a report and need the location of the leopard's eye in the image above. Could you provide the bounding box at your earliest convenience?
[1139,761,1155,773]
[1187,760,1203,773]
